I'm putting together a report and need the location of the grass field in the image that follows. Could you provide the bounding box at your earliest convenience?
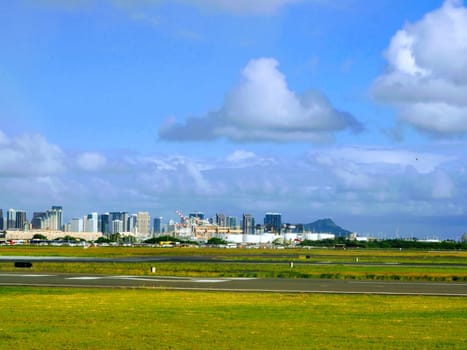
[1,247,465,349]
[1,246,466,281]
[1,261,466,282]
[0,287,465,349]
[1,245,467,264]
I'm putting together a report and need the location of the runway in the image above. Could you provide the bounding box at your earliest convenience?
[0,273,465,296]
[0,255,464,267]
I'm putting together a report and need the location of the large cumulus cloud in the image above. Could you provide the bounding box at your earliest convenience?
[159,58,362,142]
[372,0,467,136]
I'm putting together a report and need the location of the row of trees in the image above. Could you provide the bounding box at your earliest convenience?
[18,233,467,249]
[144,235,217,245]
[299,237,467,249]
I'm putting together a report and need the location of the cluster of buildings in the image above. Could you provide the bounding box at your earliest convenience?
[0,206,151,241]
[0,206,335,244]
[0,206,63,232]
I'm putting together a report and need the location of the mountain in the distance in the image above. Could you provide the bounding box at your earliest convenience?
[302,218,352,237]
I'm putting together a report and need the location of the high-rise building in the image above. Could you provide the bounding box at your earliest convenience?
[7,209,16,230]
[82,215,88,232]
[122,212,129,231]
[99,213,110,235]
[255,224,264,234]
[31,212,47,229]
[0,209,3,230]
[242,214,255,235]
[136,212,150,235]
[153,217,163,234]
[112,220,124,234]
[109,212,126,234]
[216,213,226,227]
[86,212,98,232]
[264,213,282,233]
[227,216,238,228]
[128,214,137,234]
[167,219,176,233]
[15,210,27,230]
[41,206,63,231]
[189,212,204,220]
[70,218,84,232]
[51,206,63,230]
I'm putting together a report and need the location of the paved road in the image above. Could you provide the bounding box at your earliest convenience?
[0,255,465,267]
[0,273,465,296]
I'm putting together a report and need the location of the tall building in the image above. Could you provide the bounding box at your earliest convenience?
[136,212,150,235]
[41,206,63,231]
[153,217,163,234]
[264,213,282,233]
[242,214,255,235]
[227,216,238,228]
[112,219,124,234]
[51,206,63,230]
[70,218,84,232]
[31,212,47,229]
[99,213,110,235]
[0,209,3,230]
[109,212,127,234]
[122,212,129,231]
[128,214,137,234]
[7,209,16,230]
[216,213,226,227]
[86,212,98,232]
[189,212,204,220]
[15,210,27,230]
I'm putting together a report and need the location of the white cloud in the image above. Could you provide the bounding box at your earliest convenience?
[0,131,465,237]
[0,130,9,145]
[431,171,454,199]
[308,145,465,222]
[0,130,65,177]
[315,147,452,174]
[226,150,256,163]
[372,0,467,136]
[76,152,107,171]
[400,103,467,134]
[160,58,361,142]
[225,149,277,169]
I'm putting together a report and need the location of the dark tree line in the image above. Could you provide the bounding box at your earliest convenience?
[299,237,467,249]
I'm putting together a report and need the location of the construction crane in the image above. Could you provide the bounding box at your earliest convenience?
[175,210,188,223]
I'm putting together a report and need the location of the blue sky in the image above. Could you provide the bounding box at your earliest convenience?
[1,0,466,239]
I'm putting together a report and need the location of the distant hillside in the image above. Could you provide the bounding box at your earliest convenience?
[303,218,352,237]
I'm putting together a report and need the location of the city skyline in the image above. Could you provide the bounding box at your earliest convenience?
[0,204,458,241]
[1,1,467,240]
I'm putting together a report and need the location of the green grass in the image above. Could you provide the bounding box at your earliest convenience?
[1,261,465,281]
[0,287,465,349]
[1,246,466,281]
[1,246,466,264]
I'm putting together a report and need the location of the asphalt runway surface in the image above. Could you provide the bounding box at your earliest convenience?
[0,273,465,296]
[1,255,465,296]
[0,255,464,267]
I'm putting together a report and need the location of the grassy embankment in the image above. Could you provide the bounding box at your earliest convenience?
[0,287,465,349]
[1,246,466,281]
